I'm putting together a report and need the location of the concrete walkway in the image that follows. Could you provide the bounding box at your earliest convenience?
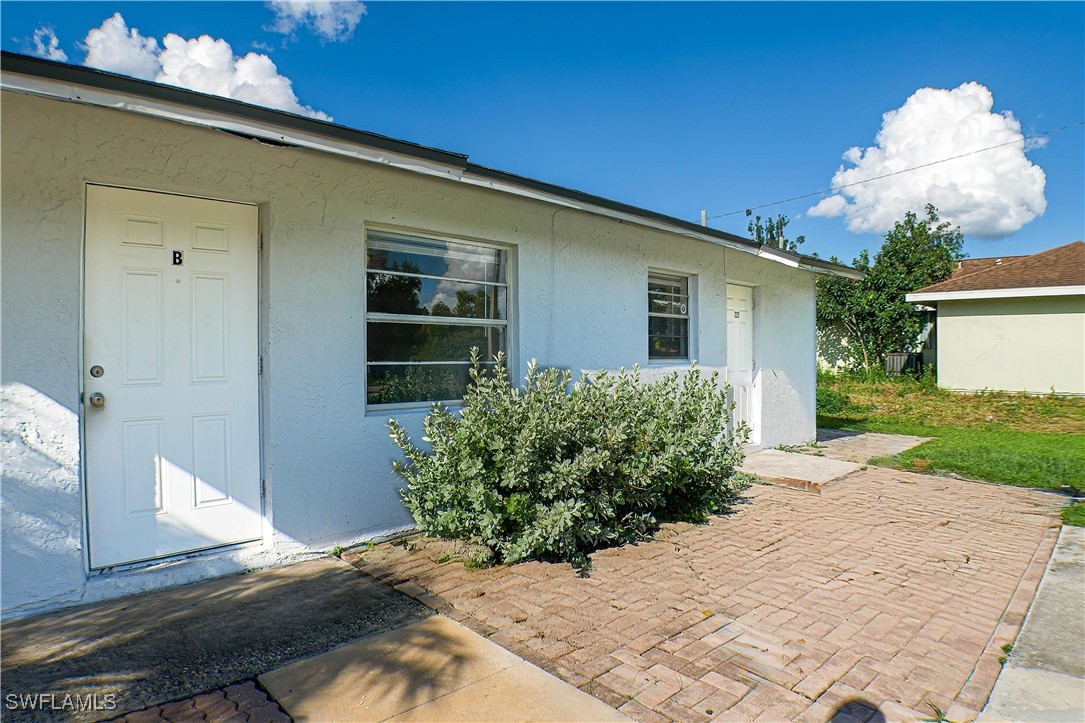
[739,449,861,493]
[1,557,431,721]
[793,428,932,464]
[260,615,629,722]
[980,525,1085,722]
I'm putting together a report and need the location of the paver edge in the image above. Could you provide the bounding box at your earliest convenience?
[953,520,1062,712]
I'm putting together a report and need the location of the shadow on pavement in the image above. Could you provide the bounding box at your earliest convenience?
[1,558,431,721]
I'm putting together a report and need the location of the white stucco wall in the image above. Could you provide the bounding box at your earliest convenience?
[936,296,1085,395]
[1,90,816,615]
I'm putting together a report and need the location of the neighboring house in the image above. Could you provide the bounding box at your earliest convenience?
[907,241,1085,396]
[0,53,859,617]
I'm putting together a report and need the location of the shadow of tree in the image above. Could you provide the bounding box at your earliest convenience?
[260,616,488,720]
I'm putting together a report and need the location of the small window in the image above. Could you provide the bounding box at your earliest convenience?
[366,230,508,406]
[648,272,690,360]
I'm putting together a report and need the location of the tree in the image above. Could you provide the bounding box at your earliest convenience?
[746,210,805,252]
[816,204,964,373]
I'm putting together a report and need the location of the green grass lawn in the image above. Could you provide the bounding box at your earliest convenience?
[820,416,1084,493]
[1063,502,1085,527]
[818,373,1085,524]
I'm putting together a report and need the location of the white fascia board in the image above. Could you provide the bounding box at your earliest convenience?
[3,71,860,279]
[810,264,865,280]
[756,246,801,268]
[1,74,466,181]
[906,285,1085,303]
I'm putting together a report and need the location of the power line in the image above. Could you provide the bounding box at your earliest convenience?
[705,120,1085,221]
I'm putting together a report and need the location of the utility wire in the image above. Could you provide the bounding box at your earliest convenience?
[705,120,1085,221]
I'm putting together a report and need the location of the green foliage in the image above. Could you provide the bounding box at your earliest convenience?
[746,210,804,252]
[389,351,748,568]
[920,702,953,723]
[816,386,856,417]
[1062,501,1085,527]
[817,204,964,372]
[368,364,470,405]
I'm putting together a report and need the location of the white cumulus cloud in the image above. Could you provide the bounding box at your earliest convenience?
[808,82,1046,239]
[79,13,330,120]
[267,0,366,42]
[31,26,68,62]
[82,13,161,80]
[157,35,330,119]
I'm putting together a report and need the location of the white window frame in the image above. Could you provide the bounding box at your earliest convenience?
[364,226,511,411]
[647,271,693,362]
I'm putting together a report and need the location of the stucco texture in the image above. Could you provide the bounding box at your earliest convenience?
[1,90,816,614]
[935,296,1085,395]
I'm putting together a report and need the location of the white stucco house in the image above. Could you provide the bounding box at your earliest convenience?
[1,52,859,617]
[907,241,1085,395]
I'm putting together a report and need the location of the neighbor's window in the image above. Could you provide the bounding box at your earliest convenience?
[366,230,508,406]
[648,272,690,360]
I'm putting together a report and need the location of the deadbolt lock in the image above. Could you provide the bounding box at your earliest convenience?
[90,365,104,378]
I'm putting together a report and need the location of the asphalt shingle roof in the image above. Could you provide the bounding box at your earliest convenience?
[913,241,1085,294]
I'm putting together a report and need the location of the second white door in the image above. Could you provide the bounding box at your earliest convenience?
[726,284,757,443]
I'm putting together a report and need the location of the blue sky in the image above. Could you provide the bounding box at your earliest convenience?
[4,2,1083,263]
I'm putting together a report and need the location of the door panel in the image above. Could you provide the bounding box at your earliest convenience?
[726,284,757,443]
[85,185,261,568]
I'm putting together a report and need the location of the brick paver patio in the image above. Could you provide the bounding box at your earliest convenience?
[347,467,1062,722]
[111,682,290,723]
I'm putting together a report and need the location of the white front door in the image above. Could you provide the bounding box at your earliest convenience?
[84,185,262,569]
[726,284,757,444]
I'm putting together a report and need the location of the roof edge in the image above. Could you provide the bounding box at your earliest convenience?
[463,163,862,278]
[1,51,861,279]
[0,51,470,168]
[914,241,1085,295]
[907,285,1085,303]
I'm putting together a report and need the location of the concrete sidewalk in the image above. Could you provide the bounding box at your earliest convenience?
[260,615,629,722]
[980,525,1085,722]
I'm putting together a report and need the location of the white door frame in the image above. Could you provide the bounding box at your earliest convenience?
[79,182,269,573]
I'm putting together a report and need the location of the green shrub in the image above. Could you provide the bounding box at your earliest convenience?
[816,386,854,416]
[389,352,748,568]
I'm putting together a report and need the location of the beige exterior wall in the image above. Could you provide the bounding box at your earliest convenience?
[936,296,1085,395]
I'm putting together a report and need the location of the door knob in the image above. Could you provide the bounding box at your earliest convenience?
[88,392,106,408]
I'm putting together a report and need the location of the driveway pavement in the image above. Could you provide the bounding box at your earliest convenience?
[348,465,1063,722]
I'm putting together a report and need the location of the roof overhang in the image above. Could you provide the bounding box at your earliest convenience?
[1,52,863,280]
[906,285,1085,303]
